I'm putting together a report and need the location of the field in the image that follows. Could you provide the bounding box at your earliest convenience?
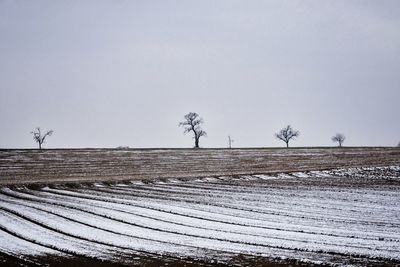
[0,148,400,266]
[1,147,399,185]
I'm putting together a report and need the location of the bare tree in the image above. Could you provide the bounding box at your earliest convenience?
[332,133,345,147]
[275,125,299,148]
[31,127,53,149]
[179,112,207,148]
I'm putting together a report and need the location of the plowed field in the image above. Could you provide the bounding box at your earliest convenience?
[0,148,399,266]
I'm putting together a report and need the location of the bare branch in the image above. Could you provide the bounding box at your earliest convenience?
[179,112,207,148]
[30,127,54,149]
[275,125,300,148]
[332,133,345,147]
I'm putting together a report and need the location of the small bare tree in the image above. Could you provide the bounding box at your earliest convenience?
[275,125,299,148]
[31,127,53,149]
[179,112,207,148]
[332,133,345,147]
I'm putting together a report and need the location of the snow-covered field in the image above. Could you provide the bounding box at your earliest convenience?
[0,166,399,266]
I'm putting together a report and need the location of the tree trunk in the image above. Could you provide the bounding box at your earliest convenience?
[39,142,42,150]
[286,141,289,148]
[195,138,199,148]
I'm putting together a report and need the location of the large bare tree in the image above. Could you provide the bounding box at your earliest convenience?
[31,127,53,149]
[332,133,345,147]
[179,112,207,148]
[275,125,299,148]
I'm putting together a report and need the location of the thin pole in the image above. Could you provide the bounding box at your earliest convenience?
[228,135,234,149]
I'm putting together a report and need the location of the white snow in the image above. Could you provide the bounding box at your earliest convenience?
[0,165,399,266]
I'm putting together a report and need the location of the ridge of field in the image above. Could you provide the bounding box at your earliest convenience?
[1,147,399,185]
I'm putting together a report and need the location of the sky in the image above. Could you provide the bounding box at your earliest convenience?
[0,0,399,148]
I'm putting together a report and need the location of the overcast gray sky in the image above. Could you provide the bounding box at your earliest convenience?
[1,0,399,148]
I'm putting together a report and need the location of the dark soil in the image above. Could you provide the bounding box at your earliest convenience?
[1,147,399,186]
[0,252,328,267]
